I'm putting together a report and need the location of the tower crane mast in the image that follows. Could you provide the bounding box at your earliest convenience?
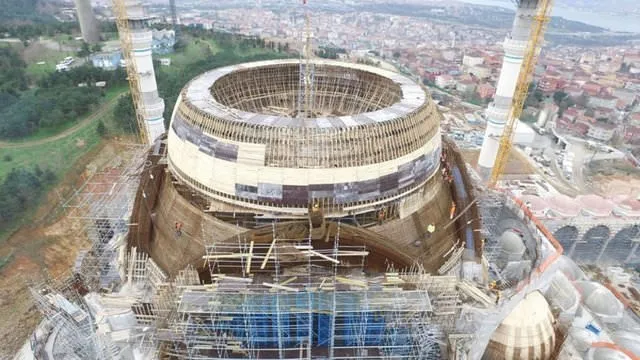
[489,0,554,187]
[112,0,148,145]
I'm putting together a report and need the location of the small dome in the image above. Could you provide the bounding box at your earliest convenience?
[613,332,640,357]
[574,281,624,323]
[584,287,622,318]
[500,231,526,254]
[587,347,633,360]
[483,291,556,360]
[569,326,599,352]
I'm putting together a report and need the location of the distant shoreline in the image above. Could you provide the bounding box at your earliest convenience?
[456,0,640,33]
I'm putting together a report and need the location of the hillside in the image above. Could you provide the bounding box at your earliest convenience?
[0,0,56,23]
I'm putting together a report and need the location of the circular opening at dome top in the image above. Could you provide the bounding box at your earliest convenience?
[210,63,403,117]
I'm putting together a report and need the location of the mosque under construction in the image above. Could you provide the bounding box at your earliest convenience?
[13,1,640,359]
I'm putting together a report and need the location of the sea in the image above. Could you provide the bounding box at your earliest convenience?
[458,0,640,33]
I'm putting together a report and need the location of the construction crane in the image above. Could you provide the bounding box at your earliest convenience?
[488,0,554,187]
[112,0,148,145]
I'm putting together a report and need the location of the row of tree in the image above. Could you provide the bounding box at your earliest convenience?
[316,47,347,60]
[175,27,292,55]
[0,63,128,139]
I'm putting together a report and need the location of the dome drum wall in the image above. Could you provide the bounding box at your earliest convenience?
[167,60,443,216]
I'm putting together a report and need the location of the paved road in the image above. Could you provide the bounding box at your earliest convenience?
[0,93,125,149]
[570,143,590,191]
[538,141,580,196]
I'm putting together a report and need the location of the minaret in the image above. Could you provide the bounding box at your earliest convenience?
[74,0,100,44]
[123,1,166,144]
[477,0,539,177]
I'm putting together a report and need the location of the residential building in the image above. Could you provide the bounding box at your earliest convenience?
[462,53,484,68]
[152,29,176,55]
[589,95,618,110]
[477,83,495,99]
[587,121,617,142]
[435,74,456,88]
[456,80,477,95]
[90,50,123,70]
[468,65,490,79]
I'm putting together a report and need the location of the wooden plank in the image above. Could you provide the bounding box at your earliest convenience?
[246,241,254,274]
[262,282,299,292]
[335,276,367,287]
[304,250,340,264]
[336,251,370,257]
[261,237,277,269]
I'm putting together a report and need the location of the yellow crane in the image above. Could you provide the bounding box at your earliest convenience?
[488,0,554,187]
[112,0,148,145]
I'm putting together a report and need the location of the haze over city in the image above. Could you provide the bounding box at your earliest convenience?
[1,0,640,359]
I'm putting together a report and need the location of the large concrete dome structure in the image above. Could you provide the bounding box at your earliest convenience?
[167,59,441,217]
[119,58,483,359]
[125,58,478,277]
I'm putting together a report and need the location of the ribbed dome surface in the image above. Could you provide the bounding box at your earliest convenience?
[482,291,556,360]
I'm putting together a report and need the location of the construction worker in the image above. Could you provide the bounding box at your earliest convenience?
[175,222,183,237]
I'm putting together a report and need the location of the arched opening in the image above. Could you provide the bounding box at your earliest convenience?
[553,226,579,255]
[600,226,640,264]
[574,225,611,263]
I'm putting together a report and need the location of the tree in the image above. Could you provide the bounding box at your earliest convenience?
[33,164,43,177]
[113,95,137,133]
[620,62,630,73]
[525,82,544,108]
[393,51,401,59]
[575,94,589,107]
[0,47,28,95]
[97,120,107,137]
[43,169,56,184]
[77,41,91,58]
[553,91,568,106]
[91,43,103,53]
[0,167,50,228]
[557,96,574,118]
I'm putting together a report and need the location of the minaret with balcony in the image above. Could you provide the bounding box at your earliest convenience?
[478,0,539,177]
[125,1,166,143]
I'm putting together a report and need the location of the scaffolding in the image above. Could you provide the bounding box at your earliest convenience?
[63,144,149,291]
[108,220,461,359]
[29,274,108,359]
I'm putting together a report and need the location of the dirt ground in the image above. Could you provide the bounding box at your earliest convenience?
[461,149,535,175]
[586,160,640,198]
[591,176,640,198]
[0,141,132,359]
